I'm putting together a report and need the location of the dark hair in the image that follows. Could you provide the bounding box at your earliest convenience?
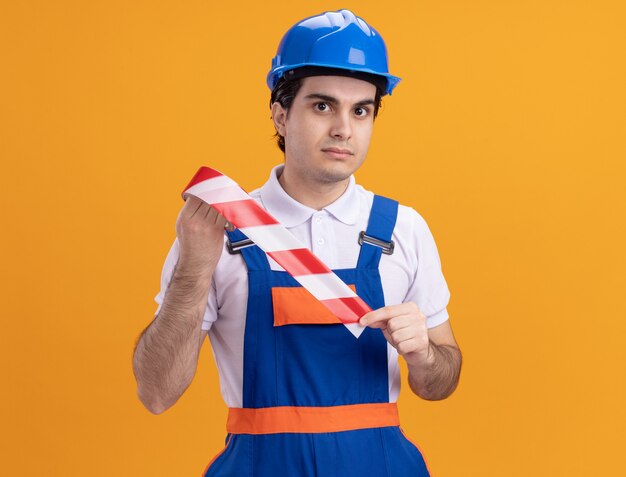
[269,69,385,153]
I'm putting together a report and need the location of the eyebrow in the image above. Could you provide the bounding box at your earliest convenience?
[303,93,376,108]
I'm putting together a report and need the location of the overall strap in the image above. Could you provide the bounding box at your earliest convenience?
[226,229,271,271]
[356,195,399,270]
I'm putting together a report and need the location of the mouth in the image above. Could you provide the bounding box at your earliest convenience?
[322,147,354,159]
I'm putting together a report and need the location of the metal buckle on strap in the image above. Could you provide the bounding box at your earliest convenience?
[358,231,395,255]
[226,238,254,254]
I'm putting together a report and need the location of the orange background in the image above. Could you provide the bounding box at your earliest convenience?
[2,1,625,475]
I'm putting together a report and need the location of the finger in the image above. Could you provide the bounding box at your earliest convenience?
[181,196,204,219]
[190,200,210,219]
[206,206,228,227]
[214,213,228,228]
[361,302,424,326]
[360,305,405,327]
[367,312,418,332]
[385,314,420,334]
[396,338,426,357]
[359,309,390,328]
[364,319,388,330]
[389,326,419,346]
[184,196,212,220]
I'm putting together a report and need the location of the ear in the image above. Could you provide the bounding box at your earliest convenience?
[271,101,287,137]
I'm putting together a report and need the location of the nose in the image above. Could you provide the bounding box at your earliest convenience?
[329,110,352,140]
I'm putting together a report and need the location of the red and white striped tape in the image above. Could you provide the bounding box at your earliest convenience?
[182,167,371,324]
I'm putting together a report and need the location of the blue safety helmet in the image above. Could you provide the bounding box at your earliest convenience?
[267,9,401,96]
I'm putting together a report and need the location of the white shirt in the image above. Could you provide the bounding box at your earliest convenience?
[155,165,451,407]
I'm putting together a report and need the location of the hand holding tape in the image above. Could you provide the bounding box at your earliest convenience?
[182,167,371,324]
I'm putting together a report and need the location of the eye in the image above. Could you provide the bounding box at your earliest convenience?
[354,106,369,117]
[315,102,329,112]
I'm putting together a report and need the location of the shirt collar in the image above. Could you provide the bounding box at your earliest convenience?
[259,164,359,228]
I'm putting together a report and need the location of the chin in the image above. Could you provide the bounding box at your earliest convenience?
[316,164,357,184]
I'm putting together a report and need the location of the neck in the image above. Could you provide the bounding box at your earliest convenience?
[278,166,350,210]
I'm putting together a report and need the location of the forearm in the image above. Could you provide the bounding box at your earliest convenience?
[133,262,213,414]
[407,343,462,401]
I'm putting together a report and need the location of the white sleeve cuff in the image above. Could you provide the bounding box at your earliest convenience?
[426,308,449,329]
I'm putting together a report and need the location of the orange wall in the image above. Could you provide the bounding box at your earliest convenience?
[2,1,625,475]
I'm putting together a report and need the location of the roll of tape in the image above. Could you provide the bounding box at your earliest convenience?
[182,167,371,324]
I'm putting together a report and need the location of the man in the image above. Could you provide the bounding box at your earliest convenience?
[133,9,462,476]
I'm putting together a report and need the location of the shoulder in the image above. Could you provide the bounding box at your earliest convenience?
[397,204,433,239]
[358,186,444,269]
[354,183,434,240]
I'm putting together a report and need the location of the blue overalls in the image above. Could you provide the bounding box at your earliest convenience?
[204,196,430,477]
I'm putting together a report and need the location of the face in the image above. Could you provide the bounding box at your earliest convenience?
[272,75,377,186]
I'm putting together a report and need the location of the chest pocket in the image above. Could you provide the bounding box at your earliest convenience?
[272,284,357,326]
